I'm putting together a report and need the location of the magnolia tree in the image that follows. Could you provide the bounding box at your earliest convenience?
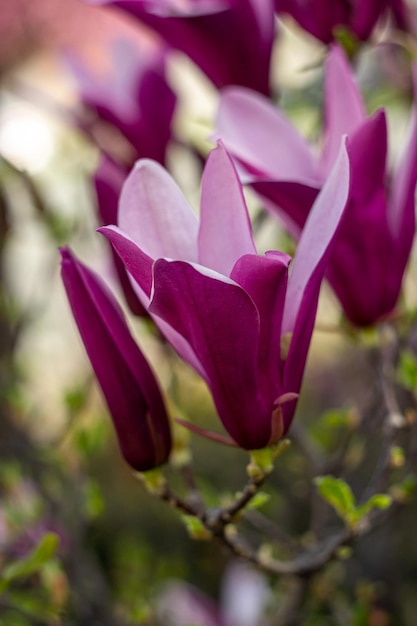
[3,0,417,624]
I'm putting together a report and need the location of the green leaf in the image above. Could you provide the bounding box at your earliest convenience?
[181,516,212,541]
[84,480,105,520]
[314,476,355,520]
[397,349,417,391]
[353,494,392,524]
[0,532,59,595]
[246,491,271,510]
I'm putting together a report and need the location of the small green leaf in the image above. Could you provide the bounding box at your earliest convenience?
[242,491,271,511]
[64,385,88,413]
[0,532,59,594]
[397,349,417,391]
[314,475,355,520]
[84,480,105,520]
[390,446,405,469]
[353,494,392,524]
[181,515,212,541]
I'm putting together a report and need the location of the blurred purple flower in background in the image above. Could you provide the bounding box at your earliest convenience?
[275,0,391,43]
[86,0,276,95]
[156,560,269,626]
[216,45,417,326]
[66,36,176,165]
[67,36,176,315]
[100,141,350,450]
[61,248,172,471]
[93,156,147,316]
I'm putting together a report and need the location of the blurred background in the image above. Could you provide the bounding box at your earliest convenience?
[1,1,417,625]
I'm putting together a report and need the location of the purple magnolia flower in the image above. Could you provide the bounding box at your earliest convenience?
[99,141,350,450]
[86,0,276,95]
[156,561,268,626]
[61,247,172,471]
[215,46,417,327]
[66,36,176,164]
[67,37,176,314]
[275,0,389,43]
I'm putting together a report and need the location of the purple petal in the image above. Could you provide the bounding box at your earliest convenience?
[98,225,154,297]
[198,143,256,275]
[150,259,274,449]
[230,252,290,391]
[351,0,389,39]
[216,87,318,185]
[320,45,366,178]
[60,247,171,471]
[251,180,320,236]
[282,139,350,402]
[87,0,274,94]
[118,159,199,262]
[65,37,176,163]
[348,109,387,203]
[99,226,205,377]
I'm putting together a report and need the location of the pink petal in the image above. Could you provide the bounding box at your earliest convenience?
[320,45,366,178]
[198,143,256,275]
[282,138,351,394]
[118,159,199,261]
[216,87,318,184]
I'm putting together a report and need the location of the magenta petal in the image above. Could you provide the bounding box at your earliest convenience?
[230,252,290,390]
[66,38,176,164]
[88,0,274,94]
[100,226,206,378]
[348,110,387,203]
[320,45,366,177]
[150,259,273,449]
[99,225,154,298]
[216,87,318,184]
[60,248,171,471]
[198,143,256,275]
[251,180,320,236]
[118,159,199,262]
[282,139,350,397]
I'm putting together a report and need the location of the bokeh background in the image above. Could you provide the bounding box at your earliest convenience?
[2,1,417,625]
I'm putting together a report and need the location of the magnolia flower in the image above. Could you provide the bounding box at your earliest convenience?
[156,561,269,626]
[215,46,417,326]
[67,37,176,314]
[61,248,172,471]
[66,37,176,164]
[275,0,389,43]
[100,142,350,450]
[86,0,276,95]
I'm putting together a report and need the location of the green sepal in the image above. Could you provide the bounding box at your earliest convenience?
[248,439,291,478]
[136,468,166,494]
